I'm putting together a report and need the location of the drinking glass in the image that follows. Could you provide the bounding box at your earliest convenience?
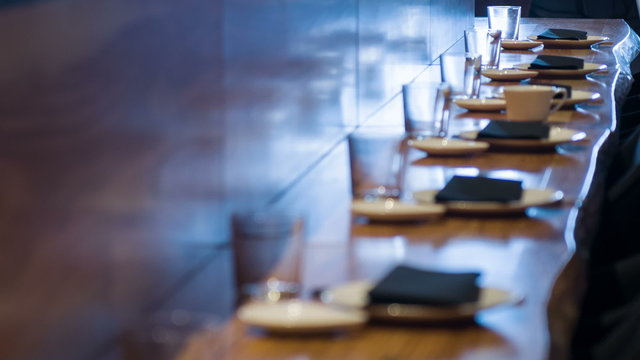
[487,6,521,40]
[231,211,305,305]
[402,81,452,138]
[465,28,502,69]
[348,130,407,200]
[440,52,482,98]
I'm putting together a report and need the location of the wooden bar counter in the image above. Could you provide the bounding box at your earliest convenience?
[0,0,638,358]
[180,19,640,360]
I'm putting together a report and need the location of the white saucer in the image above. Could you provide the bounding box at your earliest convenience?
[493,88,601,107]
[501,40,543,50]
[454,98,506,112]
[409,138,489,156]
[322,280,521,322]
[237,300,367,334]
[527,35,608,49]
[351,199,445,222]
[553,90,601,106]
[413,188,564,215]
[481,69,539,81]
[458,126,587,149]
[513,62,606,78]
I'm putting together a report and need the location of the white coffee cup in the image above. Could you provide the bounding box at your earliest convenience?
[503,85,568,121]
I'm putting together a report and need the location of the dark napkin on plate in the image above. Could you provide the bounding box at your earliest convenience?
[435,175,523,202]
[528,55,584,70]
[368,265,480,306]
[478,120,550,139]
[537,28,588,40]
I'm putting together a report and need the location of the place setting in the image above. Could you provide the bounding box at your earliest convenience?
[403,81,491,157]
[454,84,586,151]
[527,28,609,49]
[412,175,564,216]
[513,54,606,78]
[491,83,602,109]
[320,265,522,323]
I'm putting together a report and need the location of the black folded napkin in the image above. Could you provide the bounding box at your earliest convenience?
[537,28,588,40]
[478,120,550,139]
[368,265,480,306]
[528,55,584,70]
[435,175,523,202]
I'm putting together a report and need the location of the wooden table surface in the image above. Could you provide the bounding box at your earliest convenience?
[180,19,640,360]
[0,1,638,358]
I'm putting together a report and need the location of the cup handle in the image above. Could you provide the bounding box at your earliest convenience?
[549,88,568,113]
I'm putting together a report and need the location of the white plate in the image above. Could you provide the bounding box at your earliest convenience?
[237,300,367,334]
[458,126,586,149]
[501,40,543,50]
[409,138,490,156]
[481,69,539,81]
[553,90,601,106]
[493,89,600,107]
[513,62,606,78]
[351,199,445,222]
[413,188,564,215]
[322,280,521,322]
[454,98,506,112]
[527,35,608,48]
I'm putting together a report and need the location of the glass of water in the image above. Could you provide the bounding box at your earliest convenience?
[487,6,521,40]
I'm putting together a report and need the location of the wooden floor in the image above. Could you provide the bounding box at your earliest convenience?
[0,0,638,359]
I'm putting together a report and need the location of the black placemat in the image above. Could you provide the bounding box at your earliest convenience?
[434,175,523,202]
[368,265,480,306]
[528,55,584,70]
[537,28,588,40]
[478,120,550,139]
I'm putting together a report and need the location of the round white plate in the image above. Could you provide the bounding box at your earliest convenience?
[513,62,606,78]
[493,89,600,107]
[481,69,539,81]
[351,199,445,222]
[552,90,601,106]
[458,126,587,149]
[409,138,490,156]
[322,280,521,322]
[237,300,367,334]
[413,188,564,215]
[527,35,608,48]
[501,40,543,50]
[454,98,506,112]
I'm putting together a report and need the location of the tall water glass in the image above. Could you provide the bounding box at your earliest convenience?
[440,53,482,98]
[348,131,407,200]
[402,82,452,138]
[466,28,501,69]
[487,6,521,40]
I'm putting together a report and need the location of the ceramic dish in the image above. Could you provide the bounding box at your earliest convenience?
[351,199,445,222]
[501,40,543,50]
[409,138,490,156]
[552,90,601,106]
[493,89,601,107]
[322,280,521,322]
[413,188,564,215]
[513,62,606,78]
[237,300,368,334]
[527,35,609,48]
[454,98,506,112]
[481,69,539,81]
[458,126,587,149]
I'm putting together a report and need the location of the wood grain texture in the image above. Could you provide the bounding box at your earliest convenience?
[0,0,636,358]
